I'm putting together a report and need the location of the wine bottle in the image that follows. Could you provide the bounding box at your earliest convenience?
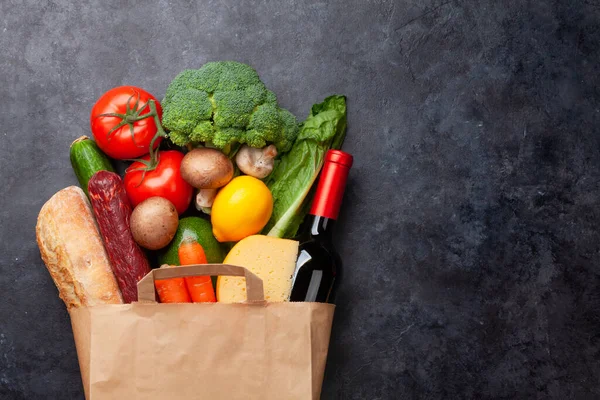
[289,149,353,303]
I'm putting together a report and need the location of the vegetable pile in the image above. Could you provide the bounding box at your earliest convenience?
[57,60,348,304]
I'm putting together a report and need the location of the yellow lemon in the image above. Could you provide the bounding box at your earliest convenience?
[211,176,273,242]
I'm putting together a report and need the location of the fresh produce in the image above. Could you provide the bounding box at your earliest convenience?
[211,176,273,242]
[195,188,217,212]
[90,86,163,159]
[235,144,277,179]
[158,217,225,266]
[180,147,234,189]
[124,150,193,215]
[178,239,216,303]
[263,95,348,238]
[161,61,299,153]
[42,59,352,307]
[154,265,191,303]
[88,171,151,303]
[36,186,123,308]
[130,197,179,250]
[69,136,115,197]
[216,235,299,303]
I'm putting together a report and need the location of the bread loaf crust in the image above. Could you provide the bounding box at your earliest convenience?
[36,186,123,308]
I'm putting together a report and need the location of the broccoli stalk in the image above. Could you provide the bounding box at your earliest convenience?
[161,61,299,153]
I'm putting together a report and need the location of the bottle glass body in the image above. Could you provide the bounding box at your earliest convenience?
[289,215,341,303]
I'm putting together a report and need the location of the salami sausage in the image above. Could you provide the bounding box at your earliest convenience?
[88,170,151,303]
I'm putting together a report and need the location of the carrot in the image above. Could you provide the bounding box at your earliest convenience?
[178,238,216,303]
[155,265,191,303]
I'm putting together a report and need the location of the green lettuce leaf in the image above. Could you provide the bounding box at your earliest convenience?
[263,95,347,238]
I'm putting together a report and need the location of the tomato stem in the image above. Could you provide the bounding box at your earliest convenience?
[96,93,149,148]
[125,99,169,186]
[145,99,168,168]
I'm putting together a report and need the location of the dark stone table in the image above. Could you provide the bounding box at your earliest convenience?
[1,1,599,399]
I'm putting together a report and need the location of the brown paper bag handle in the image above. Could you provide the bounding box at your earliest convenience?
[136,264,265,303]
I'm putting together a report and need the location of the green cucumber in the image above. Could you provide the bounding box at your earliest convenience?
[70,136,115,196]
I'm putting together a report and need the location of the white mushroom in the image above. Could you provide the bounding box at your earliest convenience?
[235,144,278,179]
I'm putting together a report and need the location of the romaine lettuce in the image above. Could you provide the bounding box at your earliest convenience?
[264,95,347,238]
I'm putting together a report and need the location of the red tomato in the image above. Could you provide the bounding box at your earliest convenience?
[91,86,163,159]
[124,150,193,215]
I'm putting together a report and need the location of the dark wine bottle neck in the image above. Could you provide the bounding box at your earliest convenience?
[308,214,334,240]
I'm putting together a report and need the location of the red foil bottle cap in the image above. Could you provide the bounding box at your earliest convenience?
[326,149,354,168]
[310,150,353,220]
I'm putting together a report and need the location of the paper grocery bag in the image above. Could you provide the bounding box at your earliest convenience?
[68,264,335,400]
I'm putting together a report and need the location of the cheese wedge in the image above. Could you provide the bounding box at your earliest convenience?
[217,235,299,303]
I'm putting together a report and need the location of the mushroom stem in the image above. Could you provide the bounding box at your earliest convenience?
[195,188,218,214]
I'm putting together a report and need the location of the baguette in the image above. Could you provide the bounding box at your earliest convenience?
[36,186,123,308]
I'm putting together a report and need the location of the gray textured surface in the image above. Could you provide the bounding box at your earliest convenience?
[1,0,600,399]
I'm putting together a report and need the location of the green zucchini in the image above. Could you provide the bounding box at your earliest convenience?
[157,217,225,266]
[157,217,225,286]
[70,136,115,196]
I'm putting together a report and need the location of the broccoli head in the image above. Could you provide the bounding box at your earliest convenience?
[162,61,299,153]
